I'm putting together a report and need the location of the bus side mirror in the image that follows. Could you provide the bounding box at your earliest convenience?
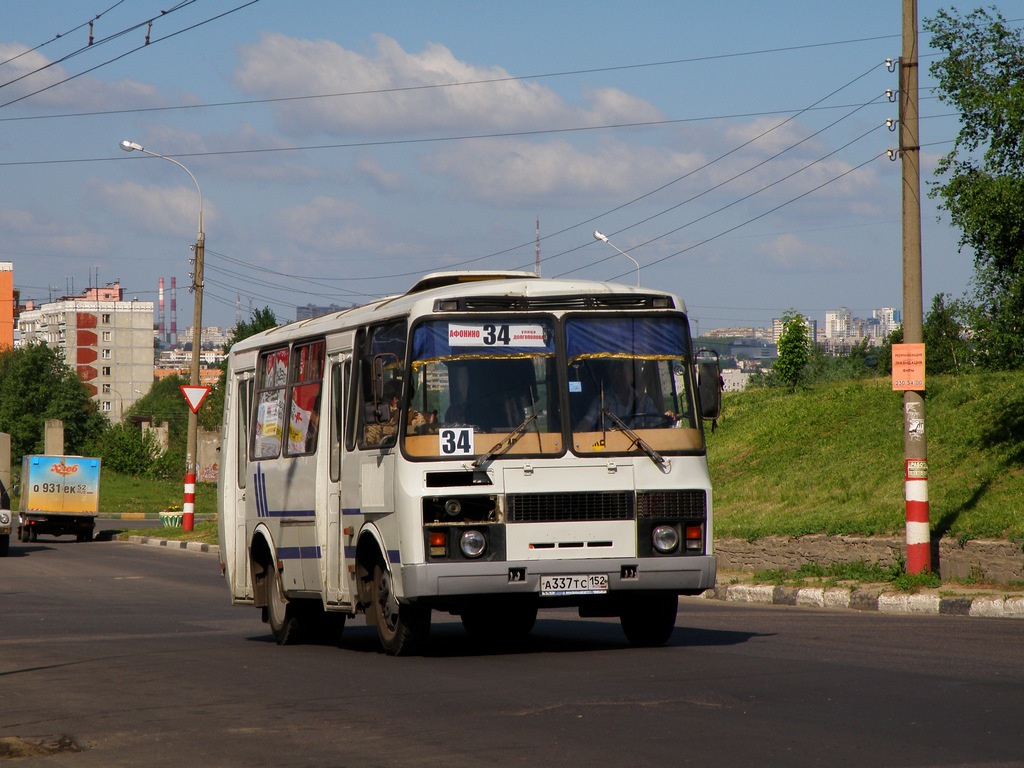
[696,349,722,421]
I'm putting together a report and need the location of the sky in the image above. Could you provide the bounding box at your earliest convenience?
[0,0,990,335]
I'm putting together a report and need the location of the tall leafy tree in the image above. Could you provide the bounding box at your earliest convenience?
[773,311,811,391]
[0,343,107,464]
[923,293,971,375]
[925,7,1024,368]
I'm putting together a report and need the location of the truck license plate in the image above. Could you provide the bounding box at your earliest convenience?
[540,574,608,596]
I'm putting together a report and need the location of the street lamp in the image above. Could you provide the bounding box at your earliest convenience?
[120,139,204,532]
[593,231,641,287]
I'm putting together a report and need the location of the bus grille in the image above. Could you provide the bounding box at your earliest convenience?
[635,490,707,520]
[507,492,634,523]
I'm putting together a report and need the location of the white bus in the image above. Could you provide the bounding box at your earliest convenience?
[218,271,720,654]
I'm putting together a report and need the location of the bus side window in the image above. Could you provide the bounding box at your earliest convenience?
[285,340,325,456]
[253,347,288,459]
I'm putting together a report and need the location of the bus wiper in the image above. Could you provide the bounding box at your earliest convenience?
[471,411,539,469]
[602,409,669,473]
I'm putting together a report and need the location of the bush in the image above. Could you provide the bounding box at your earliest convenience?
[96,423,160,474]
[149,446,186,481]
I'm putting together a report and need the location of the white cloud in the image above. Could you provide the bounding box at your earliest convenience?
[87,180,212,238]
[425,137,705,205]
[233,33,660,138]
[354,156,403,192]
[765,232,842,272]
[0,207,107,257]
[274,196,396,254]
[0,43,163,110]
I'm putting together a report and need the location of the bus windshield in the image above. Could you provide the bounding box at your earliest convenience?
[566,315,703,455]
[405,318,563,459]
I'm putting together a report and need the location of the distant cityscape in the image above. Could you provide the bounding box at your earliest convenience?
[703,306,901,391]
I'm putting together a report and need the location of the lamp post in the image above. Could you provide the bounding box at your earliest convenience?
[593,231,641,287]
[120,139,204,532]
[108,387,123,421]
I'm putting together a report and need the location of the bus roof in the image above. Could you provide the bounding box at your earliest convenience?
[228,271,686,354]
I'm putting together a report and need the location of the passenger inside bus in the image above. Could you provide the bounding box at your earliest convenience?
[576,359,675,431]
[364,379,433,444]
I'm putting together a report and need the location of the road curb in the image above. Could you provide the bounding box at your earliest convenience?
[126,535,220,555]
[700,582,1024,619]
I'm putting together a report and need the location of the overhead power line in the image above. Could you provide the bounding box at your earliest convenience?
[0,0,262,110]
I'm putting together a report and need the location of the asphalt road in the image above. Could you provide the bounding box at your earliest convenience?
[2,538,1023,768]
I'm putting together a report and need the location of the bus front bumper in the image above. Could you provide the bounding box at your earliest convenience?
[401,555,716,600]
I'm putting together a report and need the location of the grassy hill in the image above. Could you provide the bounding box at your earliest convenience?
[707,371,1024,543]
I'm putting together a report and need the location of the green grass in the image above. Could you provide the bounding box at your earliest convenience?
[98,472,217,518]
[707,371,1024,542]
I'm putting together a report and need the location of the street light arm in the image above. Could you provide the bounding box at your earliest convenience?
[593,230,641,287]
[119,139,203,239]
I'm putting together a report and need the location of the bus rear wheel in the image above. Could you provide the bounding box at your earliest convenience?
[266,563,302,645]
[619,592,678,647]
[370,563,430,656]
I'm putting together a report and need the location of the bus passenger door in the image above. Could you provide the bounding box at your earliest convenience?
[325,355,353,607]
[230,370,254,600]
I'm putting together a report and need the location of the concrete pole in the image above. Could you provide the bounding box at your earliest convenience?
[184,229,204,533]
[901,0,930,574]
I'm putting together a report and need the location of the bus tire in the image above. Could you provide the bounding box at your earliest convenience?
[0,534,8,557]
[619,592,678,647]
[370,563,430,656]
[266,563,302,645]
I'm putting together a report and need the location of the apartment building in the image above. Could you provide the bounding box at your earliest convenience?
[17,284,154,422]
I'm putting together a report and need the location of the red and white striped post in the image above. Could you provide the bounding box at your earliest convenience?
[905,458,929,574]
[183,471,196,532]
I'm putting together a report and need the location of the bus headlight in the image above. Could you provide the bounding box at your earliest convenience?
[0,511,9,525]
[459,529,487,559]
[652,525,679,554]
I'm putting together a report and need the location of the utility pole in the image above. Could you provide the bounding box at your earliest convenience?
[900,0,930,574]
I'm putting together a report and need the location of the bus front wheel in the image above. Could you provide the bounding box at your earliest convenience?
[370,563,430,656]
[619,592,678,647]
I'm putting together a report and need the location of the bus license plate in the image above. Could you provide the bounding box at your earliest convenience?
[540,574,608,596]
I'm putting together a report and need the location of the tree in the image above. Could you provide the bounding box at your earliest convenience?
[925,7,1024,369]
[227,306,279,350]
[0,343,107,464]
[923,293,972,375]
[773,311,811,391]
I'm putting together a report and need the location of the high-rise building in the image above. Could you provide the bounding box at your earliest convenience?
[17,283,154,422]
